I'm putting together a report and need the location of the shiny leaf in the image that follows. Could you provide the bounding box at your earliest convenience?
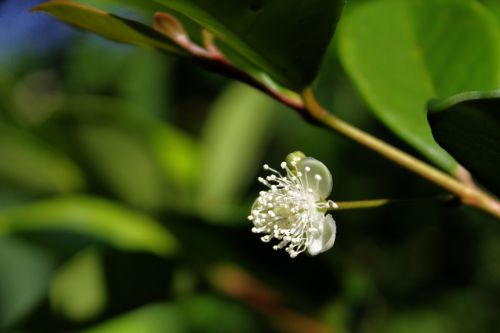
[428,90,500,196]
[153,0,344,90]
[33,1,186,56]
[338,0,500,171]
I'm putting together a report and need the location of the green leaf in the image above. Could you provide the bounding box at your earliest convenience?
[480,0,500,21]
[386,311,455,333]
[50,249,107,322]
[74,0,167,19]
[0,123,85,193]
[77,124,166,211]
[338,0,500,172]
[0,196,178,256]
[153,0,344,90]
[0,238,55,329]
[428,90,500,196]
[196,83,276,223]
[77,121,199,211]
[32,1,186,56]
[82,303,186,333]
[147,123,200,198]
[180,294,259,333]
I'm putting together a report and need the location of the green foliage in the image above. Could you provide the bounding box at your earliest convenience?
[338,0,500,171]
[152,0,344,90]
[50,249,107,322]
[178,295,260,333]
[428,90,500,196]
[0,238,55,329]
[83,303,185,333]
[197,83,276,222]
[0,124,85,193]
[480,0,500,21]
[33,1,186,55]
[2,0,500,332]
[0,196,178,256]
[78,125,167,210]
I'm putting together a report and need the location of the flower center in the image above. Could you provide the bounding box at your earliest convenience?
[248,160,327,257]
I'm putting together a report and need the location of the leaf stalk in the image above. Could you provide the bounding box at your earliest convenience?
[301,88,500,218]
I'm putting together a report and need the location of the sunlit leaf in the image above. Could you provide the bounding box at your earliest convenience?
[480,0,500,21]
[33,1,186,56]
[74,0,167,19]
[197,83,276,223]
[50,248,107,322]
[147,123,200,198]
[0,196,178,256]
[338,0,500,172]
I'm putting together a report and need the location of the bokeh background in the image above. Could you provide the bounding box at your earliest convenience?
[1,1,499,332]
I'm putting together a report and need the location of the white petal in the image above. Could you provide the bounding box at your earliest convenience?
[297,157,333,199]
[307,214,336,256]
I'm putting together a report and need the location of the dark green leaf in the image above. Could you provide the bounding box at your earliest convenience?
[0,238,55,329]
[153,0,344,90]
[0,123,85,194]
[180,294,259,333]
[338,0,500,172]
[82,303,186,333]
[428,90,500,196]
[33,1,186,56]
[385,311,455,333]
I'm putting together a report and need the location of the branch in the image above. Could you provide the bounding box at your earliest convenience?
[154,13,500,218]
[330,195,458,211]
[300,88,500,218]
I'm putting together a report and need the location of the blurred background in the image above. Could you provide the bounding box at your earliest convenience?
[1,1,499,332]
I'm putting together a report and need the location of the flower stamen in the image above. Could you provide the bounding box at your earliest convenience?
[249,153,337,258]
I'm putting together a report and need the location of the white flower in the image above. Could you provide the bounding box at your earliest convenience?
[248,152,337,258]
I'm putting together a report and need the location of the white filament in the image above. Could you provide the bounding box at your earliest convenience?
[249,157,336,258]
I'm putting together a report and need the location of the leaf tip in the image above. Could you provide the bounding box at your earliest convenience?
[30,0,65,13]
